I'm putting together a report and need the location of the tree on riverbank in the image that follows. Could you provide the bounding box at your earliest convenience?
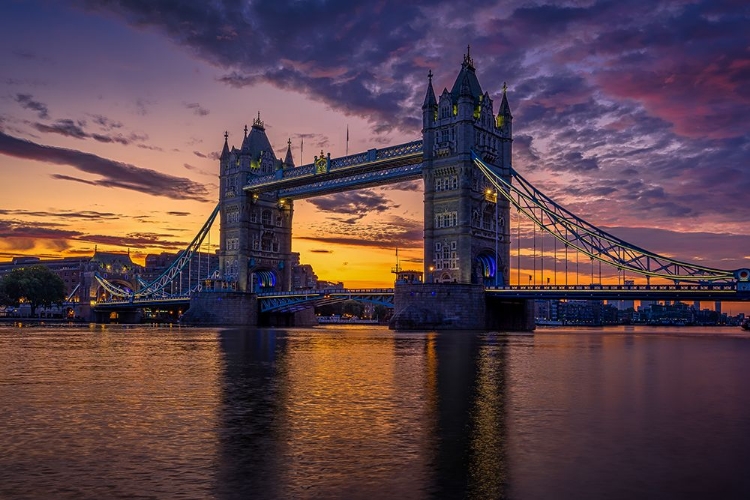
[0,266,66,315]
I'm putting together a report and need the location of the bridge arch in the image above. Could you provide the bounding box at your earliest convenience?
[252,269,277,293]
[474,251,504,287]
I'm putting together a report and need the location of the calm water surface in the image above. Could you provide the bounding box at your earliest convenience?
[1,324,749,499]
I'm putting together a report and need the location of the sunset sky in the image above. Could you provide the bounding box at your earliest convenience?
[1,0,749,300]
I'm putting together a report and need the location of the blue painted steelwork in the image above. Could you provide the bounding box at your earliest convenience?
[94,203,220,299]
[486,283,743,301]
[94,296,190,310]
[472,152,738,284]
[244,141,423,199]
[277,162,423,199]
[257,288,395,313]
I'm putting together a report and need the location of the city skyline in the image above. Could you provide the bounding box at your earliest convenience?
[1,0,748,298]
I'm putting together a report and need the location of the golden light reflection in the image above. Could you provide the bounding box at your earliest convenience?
[468,340,508,498]
[275,330,435,497]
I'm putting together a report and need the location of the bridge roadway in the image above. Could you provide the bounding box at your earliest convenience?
[92,284,747,314]
[260,284,746,313]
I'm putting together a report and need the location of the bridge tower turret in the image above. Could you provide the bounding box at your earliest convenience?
[218,115,294,292]
[422,47,512,286]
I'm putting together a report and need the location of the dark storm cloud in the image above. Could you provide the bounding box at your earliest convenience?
[184,163,214,177]
[15,93,49,119]
[307,190,397,223]
[90,114,123,130]
[34,119,87,139]
[0,208,120,220]
[0,219,82,240]
[31,116,151,147]
[0,218,192,251]
[0,131,211,202]
[80,0,750,138]
[298,213,422,250]
[91,133,131,145]
[78,0,750,230]
[183,102,210,116]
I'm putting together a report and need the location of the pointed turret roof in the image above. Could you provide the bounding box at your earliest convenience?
[498,82,512,118]
[220,131,230,160]
[422,70,437,109]
[283,138,295,167]
[241,112,274,158]
[450,45,483,103]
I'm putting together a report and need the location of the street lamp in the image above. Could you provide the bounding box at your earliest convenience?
[429,265,435,283]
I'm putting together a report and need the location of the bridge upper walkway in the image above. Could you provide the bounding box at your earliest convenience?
[244,140,423,199]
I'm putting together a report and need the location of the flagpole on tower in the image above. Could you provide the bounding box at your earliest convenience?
[346,125,349,156]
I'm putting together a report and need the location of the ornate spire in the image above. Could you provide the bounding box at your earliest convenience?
[243,124,248,138]
[252,111,265,130]
[221,130,230,160]
[463,44,475,70]
[422,69,437,109]
[283,137,294,167]
[497,82,512,128]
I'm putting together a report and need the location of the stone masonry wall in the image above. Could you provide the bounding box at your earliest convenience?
[181,291,257,326]
[390,283,487,330]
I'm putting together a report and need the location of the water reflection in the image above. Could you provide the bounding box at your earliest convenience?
[214,327,509,499]
[6,325,747,498]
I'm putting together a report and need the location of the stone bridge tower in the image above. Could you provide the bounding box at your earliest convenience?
[421,48,513,286]
[218,114,295,292]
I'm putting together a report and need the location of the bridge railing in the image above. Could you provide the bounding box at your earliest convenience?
[485,284,737,292]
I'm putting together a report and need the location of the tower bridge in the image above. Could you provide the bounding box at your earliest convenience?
[92,49,749,329]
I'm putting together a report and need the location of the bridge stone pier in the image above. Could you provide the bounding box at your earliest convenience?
[389,283,534,331]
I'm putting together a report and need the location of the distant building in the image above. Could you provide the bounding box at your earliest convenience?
[1,255,92,298]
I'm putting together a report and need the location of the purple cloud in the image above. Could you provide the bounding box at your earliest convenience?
[0,131,211,202]
[15,94,49,119]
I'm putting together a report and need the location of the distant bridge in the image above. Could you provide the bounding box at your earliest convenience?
[92,282,748,316]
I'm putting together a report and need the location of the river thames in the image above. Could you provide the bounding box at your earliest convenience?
[1,324,749,499]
